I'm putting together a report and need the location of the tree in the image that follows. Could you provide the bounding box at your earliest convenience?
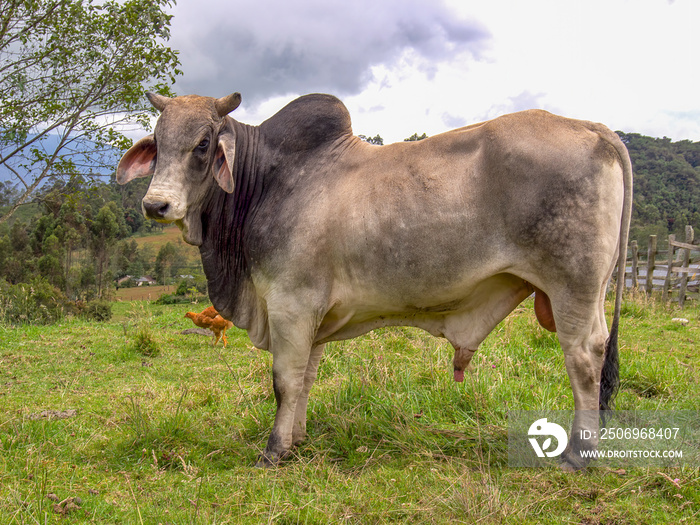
[113,238,147,278]
[37,233,64,289]
[89,202,127,298]
[0,233,9,276]
[0,0,181,225]
[404,132,428,141]
[4,220,34,283]
[154,242,178,285]
[57,195,88,298]
[0,180,18,206]
[358,134,384,145]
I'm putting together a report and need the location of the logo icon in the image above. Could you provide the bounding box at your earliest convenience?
[528,418,568,458]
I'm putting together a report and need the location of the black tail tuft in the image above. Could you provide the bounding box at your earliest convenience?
[599,316,620,426]
[599,129,630,429]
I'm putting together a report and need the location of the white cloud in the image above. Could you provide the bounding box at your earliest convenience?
[166,0,700,143]
[168,0,488,105]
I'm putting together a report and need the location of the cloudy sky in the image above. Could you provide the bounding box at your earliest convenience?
[166,0,699,144]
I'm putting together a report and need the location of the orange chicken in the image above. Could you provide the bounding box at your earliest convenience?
[198,306,219,319]
[185,307,234,347]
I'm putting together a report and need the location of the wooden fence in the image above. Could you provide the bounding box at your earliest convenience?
[624,225,700,307]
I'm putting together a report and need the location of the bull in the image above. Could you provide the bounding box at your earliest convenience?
[117,92,632,470]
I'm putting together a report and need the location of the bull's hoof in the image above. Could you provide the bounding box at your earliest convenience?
[560,460,579,473]
[255,450,288,468]
[255,458,274,468]
[292,431,307,447]
[560,450,589,472]
[255,455,277,468]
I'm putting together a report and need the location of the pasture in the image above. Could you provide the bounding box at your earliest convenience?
[0,295,698,523]
[115,285,176,302]
[132,225,200,257]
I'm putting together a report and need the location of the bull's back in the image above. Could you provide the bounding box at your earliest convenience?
[326,111,621,284]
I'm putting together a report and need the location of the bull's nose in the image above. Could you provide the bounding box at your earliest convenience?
[143,200,170,220]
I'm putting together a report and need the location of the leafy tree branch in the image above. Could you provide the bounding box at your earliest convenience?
[0,0,181,225]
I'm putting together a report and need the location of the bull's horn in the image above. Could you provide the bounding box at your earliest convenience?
[146,92,171,112]
[215,93,242,117]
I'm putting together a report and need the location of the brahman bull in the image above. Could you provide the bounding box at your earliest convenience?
[117,92,632,470]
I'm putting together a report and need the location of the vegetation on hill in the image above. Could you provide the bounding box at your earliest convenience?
[619,132,700,243]
[0,176,203,307]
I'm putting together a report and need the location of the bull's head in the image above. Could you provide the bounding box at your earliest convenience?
[116,92,241,246]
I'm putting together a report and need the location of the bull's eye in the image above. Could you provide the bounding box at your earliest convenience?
[196,138,210,152]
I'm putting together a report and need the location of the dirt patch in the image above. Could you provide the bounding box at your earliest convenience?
[29,409,78,420]
[182,328,213,337]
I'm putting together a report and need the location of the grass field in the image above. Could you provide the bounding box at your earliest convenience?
[115,285,176,302]
[132,224,199,255]
[0,294,698,523]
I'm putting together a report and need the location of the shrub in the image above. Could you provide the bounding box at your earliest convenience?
[155,292,208,305]
[175,279,190,296]
[119,277,137,288]
[175,277,207,297]
[82,300,113,322]
[154,293,181,305]
[132,324,161,357]
[0,278,71,325]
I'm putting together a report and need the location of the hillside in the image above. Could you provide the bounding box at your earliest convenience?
[619,132,700,242]
[132,224,200,258]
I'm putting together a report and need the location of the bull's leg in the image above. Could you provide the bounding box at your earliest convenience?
[292,344,325,446]
[554,296,609,471]
[257,313,317,466]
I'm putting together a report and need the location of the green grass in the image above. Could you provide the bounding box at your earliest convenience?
[0,296,698,523]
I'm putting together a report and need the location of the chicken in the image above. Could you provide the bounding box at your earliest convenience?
[198,306,219,319]
[184,306,234,347]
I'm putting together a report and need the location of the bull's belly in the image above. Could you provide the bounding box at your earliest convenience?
[314,272,530,345]
[315,304,451,344]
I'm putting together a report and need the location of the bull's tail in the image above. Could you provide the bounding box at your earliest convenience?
[599,132,633,424]
[600,316,620,414]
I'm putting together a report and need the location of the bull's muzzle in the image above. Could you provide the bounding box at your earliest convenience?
[142,199,171,221]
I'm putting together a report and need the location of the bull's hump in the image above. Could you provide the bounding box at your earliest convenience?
[260,94,353,153]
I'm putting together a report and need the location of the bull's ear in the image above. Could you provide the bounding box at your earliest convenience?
[116,135,157,184]
[214,129,235,193]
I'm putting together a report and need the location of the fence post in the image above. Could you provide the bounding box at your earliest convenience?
[678,226,695,308]
[645,235,657,294]
[662,234,676,303]
[630,240,638,288]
